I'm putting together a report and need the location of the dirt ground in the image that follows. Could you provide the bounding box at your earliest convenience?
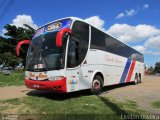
[101,75,160,114]
[0,75,160,114]
[0,86,31,100]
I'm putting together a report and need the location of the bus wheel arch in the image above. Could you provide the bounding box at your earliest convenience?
[91,72,104,95]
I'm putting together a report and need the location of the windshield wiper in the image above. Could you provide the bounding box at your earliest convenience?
[28,48,38,69]
[40,50,49,71]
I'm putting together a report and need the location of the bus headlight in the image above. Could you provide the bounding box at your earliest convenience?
[48,76,65,81]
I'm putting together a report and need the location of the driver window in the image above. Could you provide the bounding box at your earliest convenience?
[67,40,79,68]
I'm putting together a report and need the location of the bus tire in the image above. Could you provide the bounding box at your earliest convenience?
[138,73,141,83]
[91,75,103,95]
[134,74,138,85]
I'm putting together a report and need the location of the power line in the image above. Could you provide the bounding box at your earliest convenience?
[0,0,9,15]
[0,0,6,9]
[0,0,14,21]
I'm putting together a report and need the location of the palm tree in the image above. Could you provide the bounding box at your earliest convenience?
[0,24,36,67]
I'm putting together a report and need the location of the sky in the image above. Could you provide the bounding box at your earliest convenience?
[0,0,160,67]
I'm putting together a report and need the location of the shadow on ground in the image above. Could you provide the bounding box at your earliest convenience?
[27,82,134,100]
[27,89,91,101]
[102,82,134,93]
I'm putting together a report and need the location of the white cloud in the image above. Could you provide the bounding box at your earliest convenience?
[116,9,137,19]
[131,35,160,55]
[107,24,160,43]
[133,45,146,53]
[116,13,125,19]
[144,35,160,50]
[125,9,137,16]
[1,29,7,37]
[143,4,149,9]
[116,4,149,19]
[85,16,105,30]
[152,52,160,55]
[11,14,38,29]
[132,35,160,55]
[133,45,160,55]
[1,14,38,36]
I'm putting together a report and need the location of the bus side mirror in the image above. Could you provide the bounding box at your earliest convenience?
[16,40,30,56]
[56,28,72,47]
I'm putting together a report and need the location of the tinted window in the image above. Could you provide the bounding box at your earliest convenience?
[91,27,144,62]
[67,21,89,68]
[91,27,106,51]
[67,40,79,68]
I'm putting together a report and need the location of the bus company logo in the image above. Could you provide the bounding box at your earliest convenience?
[46,22,62,32]
[69,80,78,84]
[105,55,123,64]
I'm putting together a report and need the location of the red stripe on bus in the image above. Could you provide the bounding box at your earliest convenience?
[125,60,136,83]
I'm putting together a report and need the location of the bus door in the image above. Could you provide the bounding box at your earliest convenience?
[66,21,90,92]
[66,40,80,92]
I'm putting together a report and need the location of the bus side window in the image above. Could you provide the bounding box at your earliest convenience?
[67,40,79,68]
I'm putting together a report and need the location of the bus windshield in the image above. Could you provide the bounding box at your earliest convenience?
[26,32,67,71]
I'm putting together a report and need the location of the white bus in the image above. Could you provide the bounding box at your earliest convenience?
[16,17,144,94]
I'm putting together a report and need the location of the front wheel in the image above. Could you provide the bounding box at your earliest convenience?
[91,75,103,95]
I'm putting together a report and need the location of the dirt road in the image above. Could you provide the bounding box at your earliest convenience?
[0,86,31,100]
[101,75,160,114]
[0,75,160,114]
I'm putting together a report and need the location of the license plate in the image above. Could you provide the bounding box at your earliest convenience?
[33,84,39,88]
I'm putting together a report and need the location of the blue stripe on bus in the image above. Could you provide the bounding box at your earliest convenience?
[119,58,131,83]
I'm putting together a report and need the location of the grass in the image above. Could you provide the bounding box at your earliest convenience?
[151,101,160,109]
[2,98,22,105]
[0,105,8,111]
[0,93,147,120]
[0,71,24,87]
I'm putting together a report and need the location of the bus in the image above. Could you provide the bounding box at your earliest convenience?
[16,17,144,94]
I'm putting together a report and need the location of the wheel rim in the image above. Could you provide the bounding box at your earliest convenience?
[93,80,100,90]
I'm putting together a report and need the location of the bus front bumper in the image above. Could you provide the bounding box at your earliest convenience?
[24,78,67,93]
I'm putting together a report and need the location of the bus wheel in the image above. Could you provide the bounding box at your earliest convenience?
[138,74,141,83]
[134,74,138,85]
[91,75,103,95]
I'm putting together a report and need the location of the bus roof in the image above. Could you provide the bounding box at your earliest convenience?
[38,16,143,55]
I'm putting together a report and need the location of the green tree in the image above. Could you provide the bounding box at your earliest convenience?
[147,67,155,74]
[0,52,21,68]
[4,24,35,41]
[0,24,35,67]
[155,62,160,73]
